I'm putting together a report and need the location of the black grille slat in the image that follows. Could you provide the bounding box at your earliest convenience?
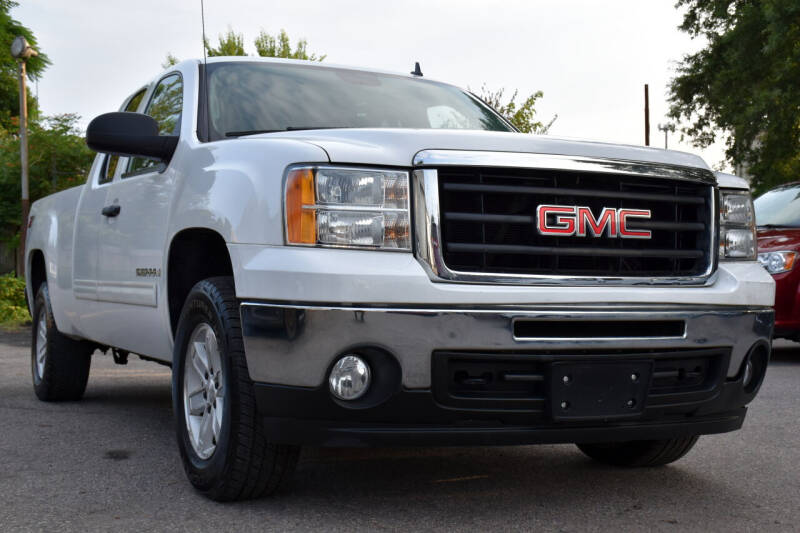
[626,220,705,231]
[437,166,713,278]
[442,182,706,204]
[448,243,705,258]
[650,356,719,394]
[445,212,534,224]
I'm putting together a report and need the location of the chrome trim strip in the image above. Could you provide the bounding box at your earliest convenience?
[413,150,717,184]
[240,302,774,388]
[412,152,719,286]
[242,301,773,313]
[95,280,158,307]
[74,279,158,306]
[301,204,407,213]
[73,279,97,301]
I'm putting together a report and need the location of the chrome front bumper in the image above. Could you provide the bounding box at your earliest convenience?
[240,303,773,388]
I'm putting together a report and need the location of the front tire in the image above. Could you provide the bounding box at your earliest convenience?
[577,436,700,467]
[31,283,94,401]
[172,277,299,501]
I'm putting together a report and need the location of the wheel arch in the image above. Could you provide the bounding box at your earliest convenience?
[27,249,46,315]
[166,227,234,336]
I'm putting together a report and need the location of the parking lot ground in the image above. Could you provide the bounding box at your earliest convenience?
[1,327,799,532]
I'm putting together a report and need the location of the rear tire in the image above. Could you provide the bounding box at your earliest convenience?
[172,276,299,501]
[31,283,94,401]
[577,436,700,467]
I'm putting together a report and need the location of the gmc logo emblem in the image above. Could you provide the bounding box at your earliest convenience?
[536,205,652,239]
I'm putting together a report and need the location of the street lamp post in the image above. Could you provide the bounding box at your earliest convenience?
[10,36,37,278]
[657,122,676,150]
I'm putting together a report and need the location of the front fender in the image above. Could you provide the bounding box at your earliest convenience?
[168,138,329,245]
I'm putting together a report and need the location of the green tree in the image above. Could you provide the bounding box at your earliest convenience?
[668,0,800,193]
[168,28,325,66]
[254,29,325,61]
[205,28,246,57]
[0,0,50,130]
[0,114,94,244]
[476,85,556,134]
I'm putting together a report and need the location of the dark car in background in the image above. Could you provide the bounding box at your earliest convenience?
[755,183,800,340]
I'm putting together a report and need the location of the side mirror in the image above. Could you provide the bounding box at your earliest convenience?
[86,112,178,162]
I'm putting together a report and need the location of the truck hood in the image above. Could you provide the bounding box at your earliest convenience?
[245,128,711,170]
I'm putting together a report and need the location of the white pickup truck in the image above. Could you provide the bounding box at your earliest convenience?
[26,57,775,501]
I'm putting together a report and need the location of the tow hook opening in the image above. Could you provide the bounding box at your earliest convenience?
[739,341,770,395]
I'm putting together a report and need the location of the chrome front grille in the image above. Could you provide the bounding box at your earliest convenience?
[413,151,718,285]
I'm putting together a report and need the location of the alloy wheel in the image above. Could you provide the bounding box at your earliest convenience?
[183,323,224,460]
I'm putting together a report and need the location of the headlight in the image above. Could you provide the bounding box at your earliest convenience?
[758,251,797,274]
[719,189,756,260]
[285,166,410,250]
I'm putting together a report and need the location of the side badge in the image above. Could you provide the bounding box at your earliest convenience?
[136,268,161,278]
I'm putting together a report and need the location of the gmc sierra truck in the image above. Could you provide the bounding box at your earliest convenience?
[25,57,775,501]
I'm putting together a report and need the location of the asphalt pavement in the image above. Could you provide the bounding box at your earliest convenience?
[1,327,799,532]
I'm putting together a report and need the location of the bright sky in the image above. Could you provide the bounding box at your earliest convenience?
[12,0,728,169]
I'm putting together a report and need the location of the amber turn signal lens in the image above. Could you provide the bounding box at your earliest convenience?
[787,254,797,271]
[285,168,316,244]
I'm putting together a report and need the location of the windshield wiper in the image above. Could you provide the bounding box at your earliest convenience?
[225,129,282,136]
[225,126,350,137]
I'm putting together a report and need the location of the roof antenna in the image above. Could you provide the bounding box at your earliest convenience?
[200,0,210,141]
[411,61,423,77]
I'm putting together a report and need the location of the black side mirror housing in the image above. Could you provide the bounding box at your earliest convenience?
[86,112,178,162]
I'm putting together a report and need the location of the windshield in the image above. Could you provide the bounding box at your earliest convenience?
[754,184,800,227]
[205,61,512,140]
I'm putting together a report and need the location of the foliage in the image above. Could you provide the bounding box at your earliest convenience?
[254,29,325,61]
[0,0,50,130]
[0,114,94,243]
[668,0,800,193]
[162,53,179,69]
[167,28,325,65]
[0,273,28,324]
[205,28,246,57]
[476,85,556,134]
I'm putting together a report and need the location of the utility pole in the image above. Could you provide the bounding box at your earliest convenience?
[10,36,37,278]
[644,84,650,146]
[658,122,676,150]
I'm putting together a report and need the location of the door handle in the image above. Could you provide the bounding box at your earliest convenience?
[101,205,121,217]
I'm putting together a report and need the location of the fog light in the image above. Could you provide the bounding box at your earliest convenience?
[329,355,371,400]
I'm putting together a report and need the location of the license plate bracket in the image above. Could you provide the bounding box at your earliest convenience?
[549,361,652,421]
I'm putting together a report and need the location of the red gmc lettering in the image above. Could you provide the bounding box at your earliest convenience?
[577,206,617,237]
[618,209,652,239]
[536,205,576,235]
[537,205,651,239]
